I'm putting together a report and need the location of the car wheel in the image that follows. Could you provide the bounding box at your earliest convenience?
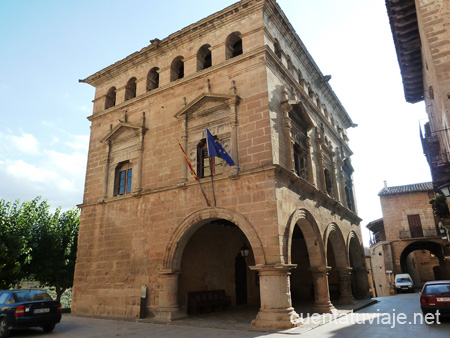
[42,323,55,333]
[0,318,10,338]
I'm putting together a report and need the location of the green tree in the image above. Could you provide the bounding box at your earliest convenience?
[0,197,79,302]
[0,198,41,289]
[26,207,79,302]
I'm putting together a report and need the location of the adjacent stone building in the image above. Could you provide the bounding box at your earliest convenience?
[386,0,450,194]
[367,182,450,297]
[72,0,368,329]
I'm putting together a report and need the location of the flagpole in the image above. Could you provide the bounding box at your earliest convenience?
[197,178,211,207]
[206,128,217,207]
[176,138,210,207]
[209,156,217,207]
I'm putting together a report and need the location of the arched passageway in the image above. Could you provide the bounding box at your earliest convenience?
[324,224,355,305]
[286,209,335,315]
[157,208,264,321]
[400,241,450,282]
[348,232,370,299]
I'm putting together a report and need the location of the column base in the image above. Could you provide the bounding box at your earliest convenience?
[251,308,302,329]
[154,307,187,322]
[311,301,336,314]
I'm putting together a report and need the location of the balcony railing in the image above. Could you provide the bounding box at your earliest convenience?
[399,228,438,239]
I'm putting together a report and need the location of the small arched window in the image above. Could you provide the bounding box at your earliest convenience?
[147,67,160,91]
[125,77,137,101]
[105,87,116,109]
[197,44,212,71]
[225,32,242,60]
[170,56,184,82]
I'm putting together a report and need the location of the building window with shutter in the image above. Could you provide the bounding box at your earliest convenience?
[407,214,424,238]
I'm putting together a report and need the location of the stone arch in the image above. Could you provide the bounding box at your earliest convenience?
[163,207,266,271]
[347,231,364,266]
[105,86,116,109]
[197,44,212,71]
[399,240,445,274]
[225,32,242,59]
[147,67,160,91]
[124,77,137,101]
[170,56,184,81]
[323,223,348,268]
[284,208,326,268]
[347,230,369,299]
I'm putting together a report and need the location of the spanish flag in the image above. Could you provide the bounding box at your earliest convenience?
[177,140,199,181]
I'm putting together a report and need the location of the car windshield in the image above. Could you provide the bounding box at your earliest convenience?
[0,292,10,304]
[13,290,53,302]
[397,278,411,282]
[424,284,450,295]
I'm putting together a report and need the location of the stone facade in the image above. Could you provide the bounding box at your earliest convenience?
[386,0,450,191]
[72,0,368,329]
[367,182,450,297]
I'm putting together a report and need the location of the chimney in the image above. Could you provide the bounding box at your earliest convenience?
[384,180,388,188]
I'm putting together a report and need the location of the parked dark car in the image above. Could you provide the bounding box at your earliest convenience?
[420,280,450,316]
[0,289,61,338]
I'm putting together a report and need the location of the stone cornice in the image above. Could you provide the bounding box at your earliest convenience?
[77,162,278,209]
[79,0,264,87]
[263,0,355,129]
[274,165,361,225]
[87,46,267,122]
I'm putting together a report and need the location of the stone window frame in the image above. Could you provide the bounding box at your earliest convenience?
[100,122,146,199]
[174,92,240,183]
[114,161,133,196]
[147,67,160,91]
[105,87,116,109]
[124,77,137,101]
[225,32,243,60]
[170,56,185,82]
[197,44,212,71]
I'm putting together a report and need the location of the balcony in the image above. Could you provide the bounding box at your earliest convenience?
[399,228,438,239]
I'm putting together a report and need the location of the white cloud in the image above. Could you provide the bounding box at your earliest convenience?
[0,130,40,155]
[44,150,87,175]
[65,134,89,151]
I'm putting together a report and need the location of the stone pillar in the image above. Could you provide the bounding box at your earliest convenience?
[281,86,295,173]
[250,264,301,329]
[310,266,336,314]
[354,267,370,299]
[337,268,356,305]
[155,271,186,321]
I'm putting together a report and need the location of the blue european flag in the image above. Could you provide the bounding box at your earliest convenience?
[206,128,236,166]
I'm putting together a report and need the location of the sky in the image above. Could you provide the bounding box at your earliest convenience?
[0,0,431,246]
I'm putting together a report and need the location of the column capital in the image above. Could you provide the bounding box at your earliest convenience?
[309,266,331,275]
[249,264,297,274]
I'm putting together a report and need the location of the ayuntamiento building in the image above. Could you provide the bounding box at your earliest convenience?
[72,0,369,329]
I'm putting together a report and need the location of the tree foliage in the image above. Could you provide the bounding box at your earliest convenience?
[0,197,79,301]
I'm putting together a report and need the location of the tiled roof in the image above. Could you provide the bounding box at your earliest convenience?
[378,182,433,196]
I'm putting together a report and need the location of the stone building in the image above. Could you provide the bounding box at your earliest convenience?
[72,0,368,329]
[367,182,450,297]
[386,0,450,195]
